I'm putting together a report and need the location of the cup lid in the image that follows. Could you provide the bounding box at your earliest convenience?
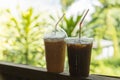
[44,27,67,40]
[65,37,93,44]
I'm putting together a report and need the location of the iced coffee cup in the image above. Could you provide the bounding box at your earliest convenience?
[65,37,93,77]
[44,28,67,73]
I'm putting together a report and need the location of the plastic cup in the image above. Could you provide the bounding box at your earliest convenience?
[44,29,67,73]
[65,37,93,77]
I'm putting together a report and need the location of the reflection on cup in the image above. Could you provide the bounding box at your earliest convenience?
[65,37,93,77]
[44,30,67,73]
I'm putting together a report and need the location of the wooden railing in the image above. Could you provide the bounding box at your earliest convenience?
[0,61,120,80]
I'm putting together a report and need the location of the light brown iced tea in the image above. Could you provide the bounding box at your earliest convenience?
[44,39,66,73]
[44,30,67,73]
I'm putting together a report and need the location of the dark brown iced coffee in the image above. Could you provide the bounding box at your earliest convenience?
[65,37,93,77]
[44,30,67,73]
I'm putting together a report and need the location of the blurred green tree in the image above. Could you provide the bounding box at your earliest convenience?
[0,7,47,67]
[60,0,75,10]
[50,0,82,37]
[86,0,120,56]
[60,15,82,37]
[50,13,85,37]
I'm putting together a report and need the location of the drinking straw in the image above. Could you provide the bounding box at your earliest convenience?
[55,13,65,32]
[79,9,89,39]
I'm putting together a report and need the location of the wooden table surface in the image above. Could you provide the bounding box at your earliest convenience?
[0,61,120,80]
[89,75,120,80]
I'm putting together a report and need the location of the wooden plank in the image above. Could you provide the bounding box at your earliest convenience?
[0,61,79,80]
[90,75,120,80]
[92,74,120,79]
[0,61,120,80]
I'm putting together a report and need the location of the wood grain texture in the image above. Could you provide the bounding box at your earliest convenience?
[0,61,120,80]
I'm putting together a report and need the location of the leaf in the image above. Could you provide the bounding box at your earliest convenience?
[49,15,55,21]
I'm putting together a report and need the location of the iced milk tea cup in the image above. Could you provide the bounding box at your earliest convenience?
[44,28,67,73]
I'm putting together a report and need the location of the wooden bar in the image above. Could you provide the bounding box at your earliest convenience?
[0,61,120,80]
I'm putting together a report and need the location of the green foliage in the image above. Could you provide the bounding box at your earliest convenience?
[100,0,120,7]
[0,8,46,67]
[49,14,82,37]
[87,0,120,76]
[60,15,82,37]
[86,0,120,56]
[90,57,120,76]
[103,57,120,67]
[60,0,75,10]
[0,0,120,76]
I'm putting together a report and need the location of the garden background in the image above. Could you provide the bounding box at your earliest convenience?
[0,0,120,76]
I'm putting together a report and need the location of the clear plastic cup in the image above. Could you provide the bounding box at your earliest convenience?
[44,28,67,73]
[65,37,93,77]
